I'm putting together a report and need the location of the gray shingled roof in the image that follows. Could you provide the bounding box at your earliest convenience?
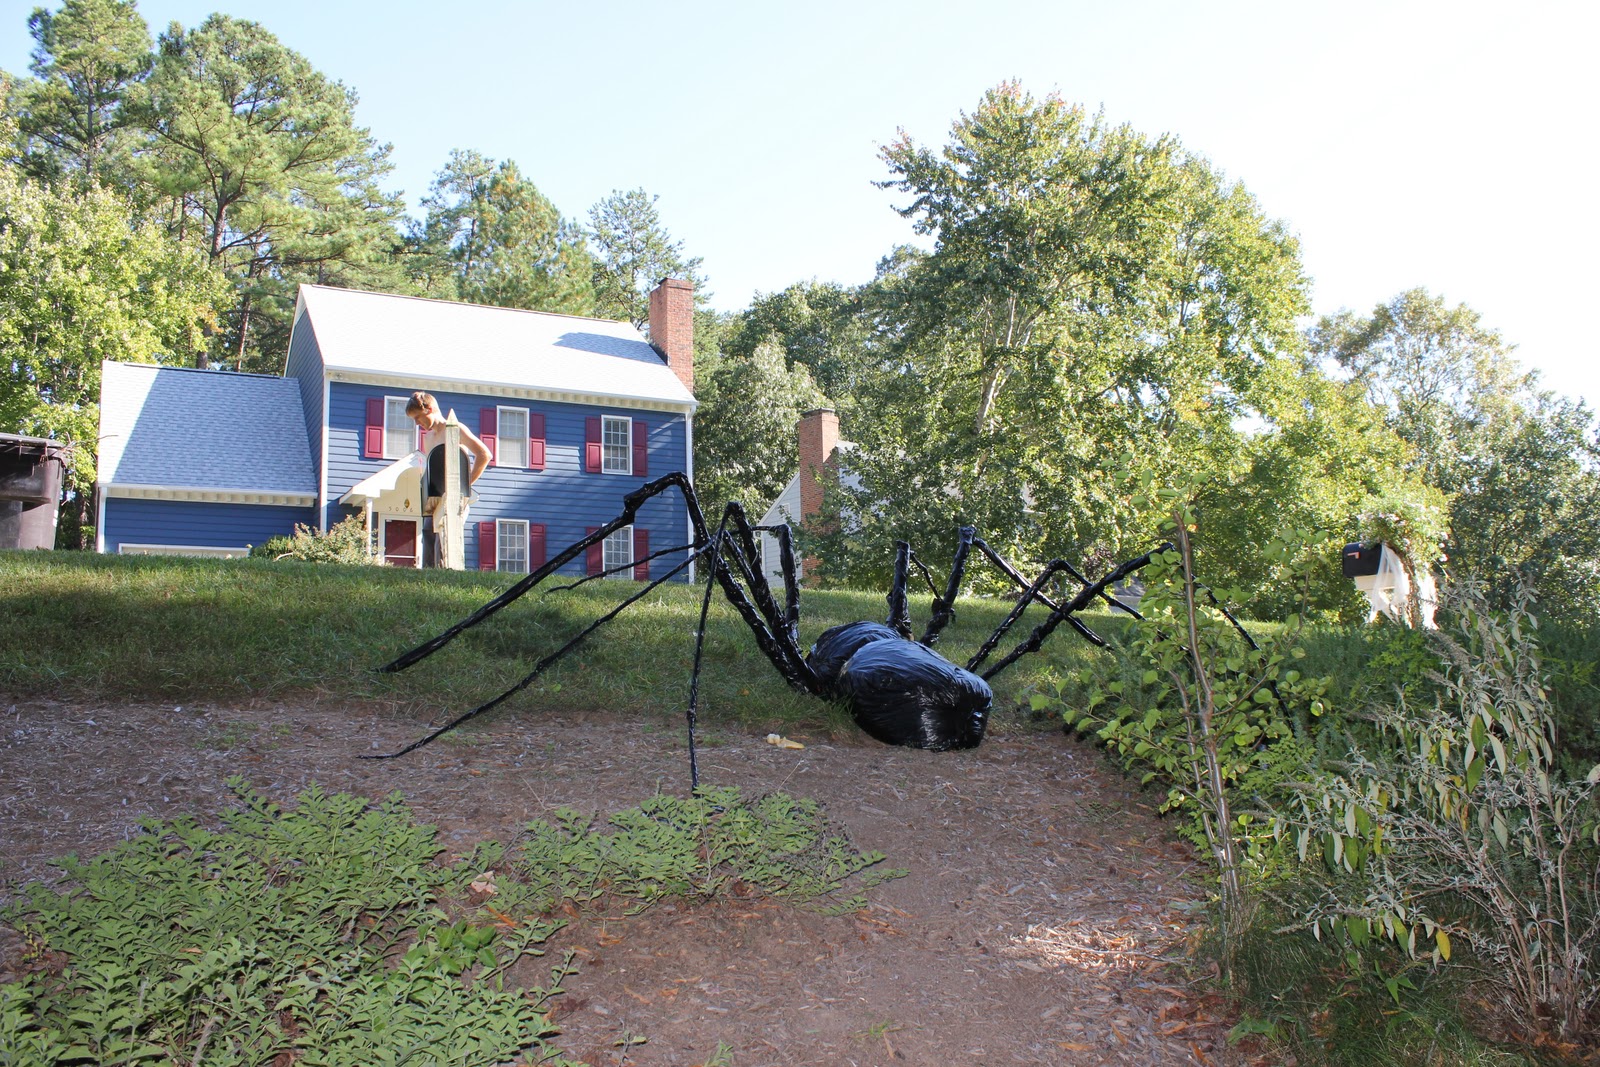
[98,361,316,495]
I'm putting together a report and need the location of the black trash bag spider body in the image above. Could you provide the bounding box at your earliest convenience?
[371,472,1163,782]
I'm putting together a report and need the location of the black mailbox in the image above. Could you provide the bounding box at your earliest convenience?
[1342,541,1382,578]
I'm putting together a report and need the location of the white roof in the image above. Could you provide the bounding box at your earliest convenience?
[294,285,695,409]
[98,361,316,495]
[339,451,423,505]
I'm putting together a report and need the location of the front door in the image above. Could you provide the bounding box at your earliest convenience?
[382,518,419,567]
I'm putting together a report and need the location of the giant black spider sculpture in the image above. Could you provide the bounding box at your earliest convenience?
[371,472,1183,784]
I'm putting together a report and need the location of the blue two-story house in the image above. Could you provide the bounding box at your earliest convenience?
[96,279,699,578]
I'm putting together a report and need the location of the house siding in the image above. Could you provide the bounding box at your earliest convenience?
[325,382,693,576]
[283,307,327,483]
[103,497,314,554]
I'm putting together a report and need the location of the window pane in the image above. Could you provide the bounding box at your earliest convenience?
[498,408,528,467]
[385,397,413,458]
[603,526,632,579]
[602,416,630,474]
[498,520,528,573]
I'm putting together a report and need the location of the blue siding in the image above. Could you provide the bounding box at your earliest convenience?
[104,497,315,553]
[283,308,326,485]
[325,383,693,576]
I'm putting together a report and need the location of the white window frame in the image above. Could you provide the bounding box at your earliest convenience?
[603,525,633,579]
[383,396,414,459]
[497,405,530,468]
[497,518,530,574]
[379,515,421,568]
[601,415,631,475]
[118,544,249,559]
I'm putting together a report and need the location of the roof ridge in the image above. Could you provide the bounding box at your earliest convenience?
[106,360,288,382]
[300,283,635,328]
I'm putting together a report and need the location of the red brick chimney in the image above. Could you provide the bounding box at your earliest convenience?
[648,277,695,394]
[797,408,840,523]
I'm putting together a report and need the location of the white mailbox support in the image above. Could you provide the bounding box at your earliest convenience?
[437,412,466,570]
[1352,543,1437,628]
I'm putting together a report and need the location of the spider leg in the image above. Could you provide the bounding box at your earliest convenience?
[976,546,1163,682]
[919,527,976,646]
[754,522,802,650]
[886,540,915,639]
[377,472,710,673]
[365,548,707,759]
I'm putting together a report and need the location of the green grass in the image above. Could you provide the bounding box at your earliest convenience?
[0,549,1136,738]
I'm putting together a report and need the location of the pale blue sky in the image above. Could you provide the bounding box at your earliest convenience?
[5,0,1596,408]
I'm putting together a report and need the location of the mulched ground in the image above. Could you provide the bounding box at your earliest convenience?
[0,697,1262,1066]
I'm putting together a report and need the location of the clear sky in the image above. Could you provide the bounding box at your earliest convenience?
[4,0,1596,408]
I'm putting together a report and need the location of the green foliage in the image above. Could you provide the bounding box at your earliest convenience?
[1,780,574,1066]
[13,0,151,186]
[262,516,381,565]
[1047,468,1333,961]
[508,786,904,916]
[587,186,705,328]
[1279,580,1600,1045]
[0,781,904,1064]
[410,149,594,315]
[133,13,405,369]
[0,162,228,537]
[693,336,826,513]
[1313,288,1600,621]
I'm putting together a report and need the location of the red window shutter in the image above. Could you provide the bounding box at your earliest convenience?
[480,408,498,466]
[478,521,497,571]
[364,397,384,458]
[528,412,546,470]
[632,420,648,477]
[633,527,649,581]
[416,424,427,453]
[586,526,602,575]
[584,417,602,473]
[530,523,547,567]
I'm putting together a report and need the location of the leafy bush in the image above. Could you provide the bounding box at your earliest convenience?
[249,516,377,565]
[1045,471,1335,962]
[1278,580,1600,1046]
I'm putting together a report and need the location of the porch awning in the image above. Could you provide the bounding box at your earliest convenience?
[339,451,424,514]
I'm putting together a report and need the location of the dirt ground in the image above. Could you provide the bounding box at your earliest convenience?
[0,697,1262,1066]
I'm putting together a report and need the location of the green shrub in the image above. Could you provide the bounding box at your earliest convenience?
[251,516,377,565]
[1278,579,1600,1046]
[1,780,573,1066]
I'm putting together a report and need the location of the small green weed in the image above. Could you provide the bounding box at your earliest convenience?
[0,779,577,1066]
[508,786,905,916]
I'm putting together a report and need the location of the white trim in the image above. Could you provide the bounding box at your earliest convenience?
[324,368,696,414]
[603,525,634,580]
[382,395,414,460]
[495,404,530,468]
[379,513,422,568]
[496,517,530,574]
[685,411,695,584]
[117,543,250,559]
[94,480,107,553]
[319,375,331,533]
[102,483,316,506]
[601,414,632,475]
